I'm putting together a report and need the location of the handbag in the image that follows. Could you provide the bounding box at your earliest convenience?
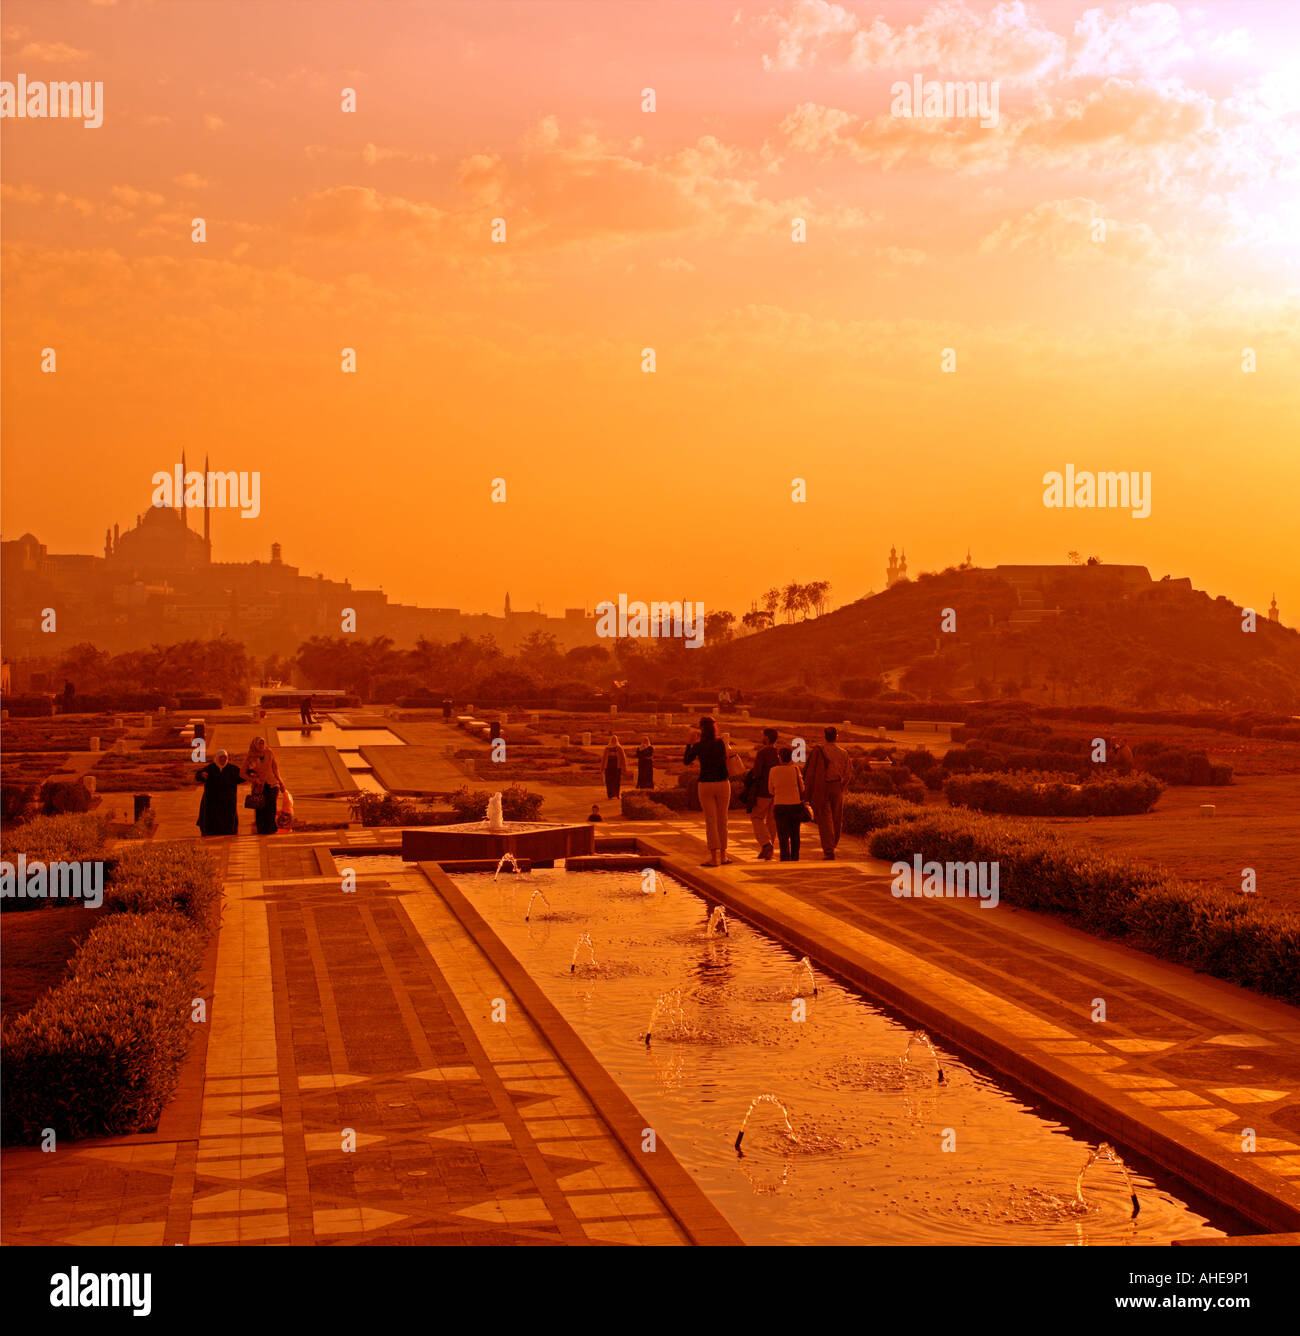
[800,802,817,823]
[725,747,745,779]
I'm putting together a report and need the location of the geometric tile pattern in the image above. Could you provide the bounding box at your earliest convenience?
[2,835,686,1246]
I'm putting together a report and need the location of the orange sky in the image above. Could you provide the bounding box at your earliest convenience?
[3,0,1298,625]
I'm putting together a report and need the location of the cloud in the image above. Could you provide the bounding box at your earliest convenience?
[361,142,437,167]
[295,184,445,240]
[202,114,225,132]
[16,40,90,62]
[173,172,211,190]
[978,197,1167,267]
[1068,4,1192,79]
[764,0,1066,84]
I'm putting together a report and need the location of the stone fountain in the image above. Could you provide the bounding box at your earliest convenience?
[400,791,595,866]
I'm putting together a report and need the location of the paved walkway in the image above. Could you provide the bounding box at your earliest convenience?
[2,832,686,1246]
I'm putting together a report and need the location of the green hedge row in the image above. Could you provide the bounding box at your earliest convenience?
[943,771,1164,816]
[842,794,928,836]
[867,811,1300,1004]
[1,812,110,865]
[1,842,222,1144]
[620,791,674,820]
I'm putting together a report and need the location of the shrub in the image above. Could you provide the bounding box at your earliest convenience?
[621,791,672,820]
[1,783,37,826]
[57,692,177,713]
[39,777,94,815]
[3,693,55,717]
[648,787,691,812]
[867,811,1300,1004]
[1,812,110,864]
[842,794,927,836]
[1253,724,1300,741]
[943,771,1163,817]
[346,792,457,826]
[449,785,544,821]
[2,911,206,1143]
[102,842,223,928]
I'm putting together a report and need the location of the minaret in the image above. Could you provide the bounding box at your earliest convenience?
[180,449,187,524]
[887,546,898,588]
[203,454,211,556]
[105,528,112,558]
[504,591,512,616]
[1269,594,1279,623]
[899,548,908,580]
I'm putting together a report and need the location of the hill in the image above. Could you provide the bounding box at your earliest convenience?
[704,566,1300,711]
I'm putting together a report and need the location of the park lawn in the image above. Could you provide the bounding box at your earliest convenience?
[0,720,126,752]
[1,904,99,1015]
[1037,774,1300,911]
[92,752,193,791]
[0,753,72,785]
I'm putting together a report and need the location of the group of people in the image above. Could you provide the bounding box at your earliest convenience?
[683,717,854,866]
[598,735,656,797]
[194,736,287,837]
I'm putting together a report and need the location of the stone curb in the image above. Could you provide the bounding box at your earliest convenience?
[639,839,1300,1235]
[418,861,744,1247]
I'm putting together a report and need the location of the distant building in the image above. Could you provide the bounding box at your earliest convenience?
[1269,594,1279,623]
[885,546,908,588]
[2,479,598,658]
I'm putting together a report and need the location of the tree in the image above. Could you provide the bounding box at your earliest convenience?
[704,610,735,643]
[741,608,773,633]
[762,587,781,620]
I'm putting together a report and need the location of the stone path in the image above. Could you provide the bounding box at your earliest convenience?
[1,832,687,1246]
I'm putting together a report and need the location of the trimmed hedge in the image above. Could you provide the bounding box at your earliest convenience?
[2,841,223,1144]
[842,794,928,836]
[103,843,222,927]
[1,812,110,864]
[944,771,1164,816]
[621,791,674,820]
[2,912,204,1143]
[867,811,1300,1004]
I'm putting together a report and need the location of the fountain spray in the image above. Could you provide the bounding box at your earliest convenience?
[734,1094,794,1155]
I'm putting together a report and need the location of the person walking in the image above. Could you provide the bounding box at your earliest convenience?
[244,735,284,835]
[768,746,807,862]
[804,725,855,859]
[195,748,243,836]
[300,694,315,726]
[684,716,735,867]
[600,734,629,799]
[635,737,655,789]
[744,727,780,860]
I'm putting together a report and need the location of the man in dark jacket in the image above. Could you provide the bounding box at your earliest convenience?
[805,726,855,859]
[745,727,780,860]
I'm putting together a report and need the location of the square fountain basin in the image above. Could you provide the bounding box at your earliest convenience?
[400,822,596,864]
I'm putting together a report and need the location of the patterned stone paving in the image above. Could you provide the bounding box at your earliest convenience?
[1,835,686,1246]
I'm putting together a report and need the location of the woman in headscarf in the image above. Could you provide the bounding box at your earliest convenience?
[635,735,655,790]
[244,735,284,835]
[600,734,629,799]
[195,748,243,836]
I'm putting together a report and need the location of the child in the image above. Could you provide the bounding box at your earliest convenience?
[586,804,603,822]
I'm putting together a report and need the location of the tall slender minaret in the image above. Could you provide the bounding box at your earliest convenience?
[504,591,512,616]
[180,449,188,525]
[1269,594,1279,623]
[203,454,211,556]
